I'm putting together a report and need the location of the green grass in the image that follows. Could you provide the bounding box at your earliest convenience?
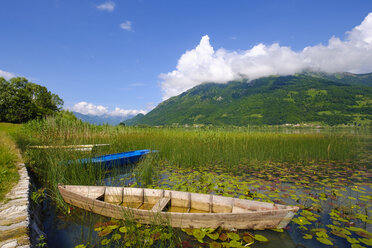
[0,123,21,202]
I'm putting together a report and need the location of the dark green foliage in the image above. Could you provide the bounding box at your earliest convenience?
[129,74,372,126]
[0,77,63,123]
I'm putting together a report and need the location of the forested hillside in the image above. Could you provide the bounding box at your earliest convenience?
[127,74,372,126]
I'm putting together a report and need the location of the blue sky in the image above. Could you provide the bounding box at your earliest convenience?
[1,1,372,117]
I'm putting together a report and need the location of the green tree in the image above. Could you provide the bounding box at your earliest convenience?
[0,77,63,123]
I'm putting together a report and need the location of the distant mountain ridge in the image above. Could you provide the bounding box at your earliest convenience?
[125,72,372,126]
[302,71,372,87]
[73,112,135,125]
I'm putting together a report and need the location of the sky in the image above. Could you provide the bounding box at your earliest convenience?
[1,1,372,118]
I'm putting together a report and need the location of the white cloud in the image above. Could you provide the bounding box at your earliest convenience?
[71,101,146,117]
[120,21,132,31]
[96,1,115,12]
[160,13,372,100]
[110,107,146,117]
[0,69,15,80]
[72,102,108,116]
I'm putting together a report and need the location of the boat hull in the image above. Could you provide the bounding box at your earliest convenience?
[78,149,151,168]
[58,185,298,230]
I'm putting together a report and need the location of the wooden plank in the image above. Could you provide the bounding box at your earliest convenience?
[152,197,171,212]
[209,195,213,213]
[105,187,123,204]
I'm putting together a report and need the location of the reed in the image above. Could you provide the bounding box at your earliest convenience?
[15,116,362,204]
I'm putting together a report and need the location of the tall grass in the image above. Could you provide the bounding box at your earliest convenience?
[0,123,21,202]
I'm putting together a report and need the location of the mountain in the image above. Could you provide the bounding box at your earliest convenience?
[123,113,145,126]
[302,71,372,86]
[72,112,135,125]
[126,73,372,126]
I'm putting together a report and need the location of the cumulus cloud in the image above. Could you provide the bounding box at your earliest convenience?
[96,1,115,12]
[120,21,132,31]
[160,13,372,100]
[0,69,15,80]
[71,102,146,117]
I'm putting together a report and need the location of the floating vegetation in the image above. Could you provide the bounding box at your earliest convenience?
[117,157,372,247]
[81,218,180,248]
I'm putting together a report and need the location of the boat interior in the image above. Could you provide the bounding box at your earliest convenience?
[68,186,291,214]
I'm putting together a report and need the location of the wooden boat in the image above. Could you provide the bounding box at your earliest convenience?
[58,185,299,230]
[29,144,110,151]
[77,149,151,168]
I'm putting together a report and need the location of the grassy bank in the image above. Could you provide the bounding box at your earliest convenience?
[0,123,21,202]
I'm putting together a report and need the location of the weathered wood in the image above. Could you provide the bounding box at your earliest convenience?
[58,185,299,230]
[105,187,123,204]
[152,197,170,212]
[28,144,110,151]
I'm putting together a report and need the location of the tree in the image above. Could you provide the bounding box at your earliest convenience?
[0,77,63,123]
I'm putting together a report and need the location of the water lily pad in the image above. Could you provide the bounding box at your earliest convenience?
[108,224,119,230]
[219,233,228,241]
[351,244,366,248]
[311,228,327,233]
[292,217,311,225]
[227,232,240,241]
[331,230,348,239]
[316,237,333,246]
[193,229,206,242]
[101,238,110,245]
[316,231,329,239]
[207,232,220,240]
[254,234,268,242]
[359,238,372,246]
[347,236,360,244]
[347,227,368,233]
[355,231,372,239]
[303,234,313,239]
[182,228,193,235]
[270,228,284,232]
[98,227,112,237]
[112,233,121,240]
[242,233,254,244]
[299,226,308,231]
[228,239,244,247]
[209,241,222,248]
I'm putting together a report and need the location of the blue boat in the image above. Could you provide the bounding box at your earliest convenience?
[78,149,151,168]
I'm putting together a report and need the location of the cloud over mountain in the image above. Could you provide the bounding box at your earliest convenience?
[71,101,146,117]
[160,13,372,100]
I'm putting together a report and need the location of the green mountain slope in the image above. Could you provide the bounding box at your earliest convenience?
[124,113,145,126]
[302,71,372,86]
[129,74,372,126]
